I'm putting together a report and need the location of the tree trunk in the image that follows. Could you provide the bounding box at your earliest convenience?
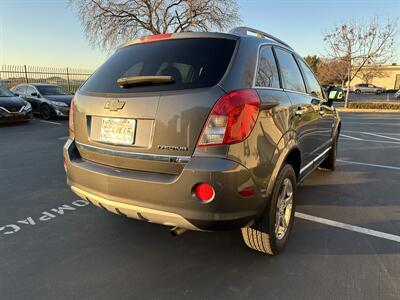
[344,64,352,109]
[344,83,350,108]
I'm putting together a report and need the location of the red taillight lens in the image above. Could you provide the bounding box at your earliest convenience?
[198,90,260,146]
[69,97,74,134]
[194,183,215,203]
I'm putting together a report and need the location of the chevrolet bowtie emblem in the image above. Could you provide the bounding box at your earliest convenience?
[104,99,125,111]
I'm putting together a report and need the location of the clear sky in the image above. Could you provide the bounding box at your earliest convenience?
[1,0,399,71]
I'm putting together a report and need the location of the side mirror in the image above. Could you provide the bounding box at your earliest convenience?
[31,92,39,97]
[13,92,19,96]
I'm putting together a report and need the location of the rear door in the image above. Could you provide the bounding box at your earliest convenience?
[274,47,320,167]
[73,37,237,175]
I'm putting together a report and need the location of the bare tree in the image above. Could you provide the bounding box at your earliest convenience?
[70,0,241,50]
[355,65,386,83]
[323,18,397,108]
[316,58,348,86]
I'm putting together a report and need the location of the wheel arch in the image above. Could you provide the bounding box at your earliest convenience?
[265,135,300,199]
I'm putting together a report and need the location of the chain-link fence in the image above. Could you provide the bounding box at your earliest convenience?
[0,65,93,93]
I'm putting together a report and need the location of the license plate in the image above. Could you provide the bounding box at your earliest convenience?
[100,118,136,145]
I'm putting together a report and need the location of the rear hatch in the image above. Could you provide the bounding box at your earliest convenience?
[73,36,238,175]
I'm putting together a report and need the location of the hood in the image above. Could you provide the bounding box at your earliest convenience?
[44,95,73,105]
[0,96,28,111]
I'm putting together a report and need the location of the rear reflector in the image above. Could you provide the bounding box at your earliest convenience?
[194,183,215,203]
[238,187,256,198]
[198,90,260,146]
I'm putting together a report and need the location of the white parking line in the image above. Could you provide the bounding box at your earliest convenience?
[343,122,400,126]
[40,120,61,125]
[57,136,69,140]
[340,134,363,141]
[337,159,400,171]
[295,212,400,243]
[360,132,400,142]
[343,130,400,136]
[340,135,400,145]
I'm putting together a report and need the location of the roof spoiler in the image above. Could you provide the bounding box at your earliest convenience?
[229,26,292,49]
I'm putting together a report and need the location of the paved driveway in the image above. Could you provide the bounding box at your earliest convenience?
[1,113,399,300]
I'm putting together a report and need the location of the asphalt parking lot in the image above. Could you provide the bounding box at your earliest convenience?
[1,113,399,300]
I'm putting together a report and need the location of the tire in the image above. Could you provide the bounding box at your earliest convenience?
[318,133,338,171]
[241,164,297,255]
[355,89,361,94]
[40,104,52,120]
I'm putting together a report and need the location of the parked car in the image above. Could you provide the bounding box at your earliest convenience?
[395,89,400,99]
[11,83,73,120]
[0,86,32,124]
[353,83,385,94]
[64,27,341,255]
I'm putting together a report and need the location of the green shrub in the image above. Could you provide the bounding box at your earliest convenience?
[348,102,400,110]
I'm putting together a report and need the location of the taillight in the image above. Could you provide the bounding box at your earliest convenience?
[198,90,260,146]
[69,97,74,135]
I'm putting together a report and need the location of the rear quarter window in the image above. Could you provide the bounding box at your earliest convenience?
[80,38,237,94]
[255,46,280,88]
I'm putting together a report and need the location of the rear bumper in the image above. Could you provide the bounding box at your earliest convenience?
[64,139,266,231]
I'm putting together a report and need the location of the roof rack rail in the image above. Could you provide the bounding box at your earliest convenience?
[229,27,292,49]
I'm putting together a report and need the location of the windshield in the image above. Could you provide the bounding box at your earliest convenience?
[80,38,237,94]
[0,86,15,97]
[36,85,70,95]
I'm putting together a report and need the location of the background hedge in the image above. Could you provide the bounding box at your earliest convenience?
[348,102,400,110]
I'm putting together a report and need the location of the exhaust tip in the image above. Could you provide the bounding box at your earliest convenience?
[170,226,187,237]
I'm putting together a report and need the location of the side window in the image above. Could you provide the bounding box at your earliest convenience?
[17,85,26,95]
[15,85,27,95]
[26,86,36,96]
[297,59,324,99]
[255,47,280,88]
[274,48,306,93]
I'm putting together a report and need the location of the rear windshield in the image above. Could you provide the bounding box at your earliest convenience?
[80,38,237,94]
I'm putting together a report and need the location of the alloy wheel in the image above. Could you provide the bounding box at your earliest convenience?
[275,178,293,240]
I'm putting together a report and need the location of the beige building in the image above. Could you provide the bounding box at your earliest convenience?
[350,64,400,90]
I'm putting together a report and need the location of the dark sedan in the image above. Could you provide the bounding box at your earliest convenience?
[11,84,73,120]
[0,86,32,124]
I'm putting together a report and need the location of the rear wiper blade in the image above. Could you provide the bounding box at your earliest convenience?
[117,76,174,87]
